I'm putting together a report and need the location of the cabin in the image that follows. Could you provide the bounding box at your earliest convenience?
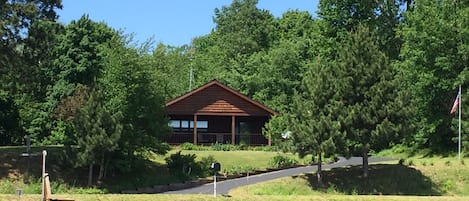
[164,80,277,146]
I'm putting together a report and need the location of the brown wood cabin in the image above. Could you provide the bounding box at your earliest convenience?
[164,80,277,146]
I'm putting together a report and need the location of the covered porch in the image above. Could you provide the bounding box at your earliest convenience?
[165,115,270,146]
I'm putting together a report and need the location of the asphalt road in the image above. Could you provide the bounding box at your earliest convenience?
[164,156,395,195]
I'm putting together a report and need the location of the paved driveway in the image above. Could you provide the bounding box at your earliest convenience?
[164,156,395,195]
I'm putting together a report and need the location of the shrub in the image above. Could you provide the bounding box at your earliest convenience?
[165,151,200,181]
[211,143,239,151]
[269,155,298,169]
[180,142,197,150]
[198,155,217,177]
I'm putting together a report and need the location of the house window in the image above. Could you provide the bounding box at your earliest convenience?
[181,120,189,128]
[169,120,180,128]
[169,120,208,131]
[196,121,208,129]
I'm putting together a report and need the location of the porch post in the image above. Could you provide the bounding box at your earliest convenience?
[193,114,198,145]
[231,115,235,145]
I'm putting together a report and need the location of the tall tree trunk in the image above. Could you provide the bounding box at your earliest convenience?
[362,147,369,178]
[98,155,105,182]
[88,163,93,187]
[103,157,110,179]
[317,152,323,187]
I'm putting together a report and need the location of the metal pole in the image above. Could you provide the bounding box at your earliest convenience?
[459,85,462,161]
[213,172,217,197]
[42,150,47,201]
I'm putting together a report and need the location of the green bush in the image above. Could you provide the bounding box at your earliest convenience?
[211,143,239,151]
[165,151,200,181]
[164,152,221,180]
[198,155,217,177]
[269,155,298,169]
[180,142,197,150]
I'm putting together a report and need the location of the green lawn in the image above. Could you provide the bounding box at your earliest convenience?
[4,145,468,200]
[1,146,310,193]
[1,194,468,201]
[230,153,469,197]
[153,150,313,173]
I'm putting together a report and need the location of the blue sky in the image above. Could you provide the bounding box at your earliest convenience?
[57,0,319,46]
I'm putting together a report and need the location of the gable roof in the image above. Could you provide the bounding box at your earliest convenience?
[166,80,277,116]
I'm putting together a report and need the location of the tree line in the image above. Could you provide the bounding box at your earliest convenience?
[1,0,467,185]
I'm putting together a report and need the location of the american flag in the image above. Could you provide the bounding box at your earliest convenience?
[450,90,461,114]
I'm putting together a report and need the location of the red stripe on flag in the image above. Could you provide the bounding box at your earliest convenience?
[451,93,460,114]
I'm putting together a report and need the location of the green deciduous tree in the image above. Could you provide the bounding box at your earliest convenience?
[0,90,22,145]
[1,0,62,145]
[318,0,403,59]
[210,0,275,91]
[213,0,274,58]
[99,35,171,170]
[398,0,469,152]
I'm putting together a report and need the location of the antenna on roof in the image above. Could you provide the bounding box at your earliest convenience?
[189,40,195,91]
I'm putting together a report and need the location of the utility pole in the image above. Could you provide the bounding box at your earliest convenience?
[189,40,195,91]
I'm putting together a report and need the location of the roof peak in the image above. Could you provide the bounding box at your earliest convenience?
[166,80,277,115]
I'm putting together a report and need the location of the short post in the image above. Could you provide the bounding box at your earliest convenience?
[24,135,31,181]
[16,188,23,200]
[25,135,30,154]
[211,162,221,197]
[41,150,47,201]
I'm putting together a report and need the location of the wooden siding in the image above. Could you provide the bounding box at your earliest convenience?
[166,84,271,116]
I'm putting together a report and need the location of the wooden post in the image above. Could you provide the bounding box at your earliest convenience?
[231,115,235,145]
[193,115,198,145]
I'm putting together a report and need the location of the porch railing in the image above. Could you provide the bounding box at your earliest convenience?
[165,132,268,146]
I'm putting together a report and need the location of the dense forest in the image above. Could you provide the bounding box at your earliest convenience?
[1,0,468,184]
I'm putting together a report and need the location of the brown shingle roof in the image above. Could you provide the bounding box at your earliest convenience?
[165,80,277,116]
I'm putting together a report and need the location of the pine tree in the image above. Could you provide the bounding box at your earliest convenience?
[72,90,122,186]
[288,56,345,186]
[338,25,409,177]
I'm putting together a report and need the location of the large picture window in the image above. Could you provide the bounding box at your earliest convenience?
[169,120,208,131]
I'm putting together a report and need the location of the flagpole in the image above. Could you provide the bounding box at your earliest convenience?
[458,85,461,161]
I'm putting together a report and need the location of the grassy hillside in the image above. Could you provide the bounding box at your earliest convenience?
[0,146,308,194]
[230,152,469,197]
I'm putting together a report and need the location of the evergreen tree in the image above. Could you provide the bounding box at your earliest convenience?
[338,25,409,177]
[288,56,345,186]
[72,89,122,186]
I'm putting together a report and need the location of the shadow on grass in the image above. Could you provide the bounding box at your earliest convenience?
[301,164,441,196]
